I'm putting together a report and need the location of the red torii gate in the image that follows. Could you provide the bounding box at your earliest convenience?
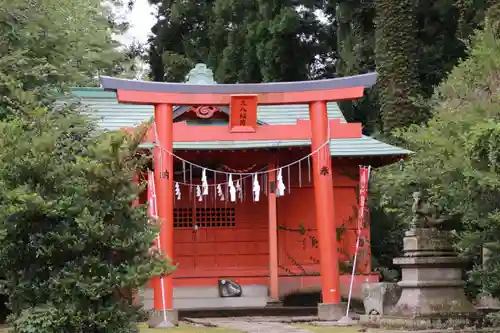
[101,72,376,325]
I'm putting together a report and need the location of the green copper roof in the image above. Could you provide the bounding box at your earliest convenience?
[168,137,407,156]
[65,87,409,157]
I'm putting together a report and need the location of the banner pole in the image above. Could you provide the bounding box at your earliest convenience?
[339,165,371,325]
[149,171,168,322]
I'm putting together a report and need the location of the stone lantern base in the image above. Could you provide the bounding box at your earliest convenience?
[363,228,478,331]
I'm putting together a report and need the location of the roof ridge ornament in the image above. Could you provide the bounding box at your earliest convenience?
[185,63,217,85]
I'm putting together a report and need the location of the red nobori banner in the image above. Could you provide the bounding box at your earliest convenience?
[147,171,157,218]
[147,171,159,252]
[357,166,371,230]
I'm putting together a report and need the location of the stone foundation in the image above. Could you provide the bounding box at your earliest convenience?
[363,282,402,315]
[317,302,346,321]
[389,229,475,319]
[362,228,477,330]
[476,245,500,312]
[360,313,483,331]
[265,298,283,308]
[148,309,179,328]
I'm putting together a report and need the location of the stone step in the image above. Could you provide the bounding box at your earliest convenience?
[142,294,268,310]
[177,296,267,310]
[140,285,269,310]
[141,284,268,299]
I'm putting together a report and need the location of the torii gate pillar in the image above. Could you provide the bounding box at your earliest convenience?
[310,101,343,319]
[150,103,177,327]
[100,70,377,324]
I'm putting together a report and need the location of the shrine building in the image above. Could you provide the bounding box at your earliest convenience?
[63,64,409,325]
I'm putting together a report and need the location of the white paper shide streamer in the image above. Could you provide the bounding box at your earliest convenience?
[174,182,181,200]
[227,174,236,202]
[236,180,242,201]
[217,184,225,201]
[252,174,261,202]
[201,169,209,195]
[276,168,286,197]
[196,185,202,202]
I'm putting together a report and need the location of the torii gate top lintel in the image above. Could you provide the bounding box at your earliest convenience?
[99,72,377,106]
[100,71,375,138]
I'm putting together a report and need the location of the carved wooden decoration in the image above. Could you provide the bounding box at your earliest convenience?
[188,106,221,118]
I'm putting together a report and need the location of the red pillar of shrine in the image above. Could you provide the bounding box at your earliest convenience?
[267,162,280,305]
[150,103,178,327]
[309,101,342,320]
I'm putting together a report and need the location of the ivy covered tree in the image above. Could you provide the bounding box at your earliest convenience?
[372,3,500,298]
[0,109,173,333]
[374,0,426,133]
[325,0,494,135]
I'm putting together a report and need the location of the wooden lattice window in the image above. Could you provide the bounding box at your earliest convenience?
[173,208,193,228]
[195,207,236,227]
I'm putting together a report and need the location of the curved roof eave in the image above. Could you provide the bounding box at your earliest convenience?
[100,73,377,94]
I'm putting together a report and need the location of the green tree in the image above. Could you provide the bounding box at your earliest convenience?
[325,0,378,134]
[148,0,331,83]
[148,0,216,82]
[326,0,494,135]
[375,0,425,133]
[0,0,131,119]
[372,3,500,297]
[0,109,174,333]
[416,0,494,98]
[0,0,172,331]
[210,0,328,83]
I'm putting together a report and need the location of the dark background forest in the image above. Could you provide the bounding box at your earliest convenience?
[147,0,493,134]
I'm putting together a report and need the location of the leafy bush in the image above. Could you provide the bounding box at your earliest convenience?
[372,4,500,297]
[0,107,174,333]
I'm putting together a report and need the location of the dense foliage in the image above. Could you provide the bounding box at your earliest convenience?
[0,0,139,119]
[148,0,495,134]
[325,0,493,133]
[209,0,330,83]
[373,4,500,296]
[148,0,216,82]
[148,0,333,82]
[324,0,379,133]
[0,112,173,333]
[0,0,173,332]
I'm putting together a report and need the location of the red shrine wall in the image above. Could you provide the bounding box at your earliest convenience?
[144,157,377,299]
[172,191,268,277]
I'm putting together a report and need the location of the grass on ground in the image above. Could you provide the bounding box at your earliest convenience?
[138,323,242,332]
[293,323,363,333]
[0,323,242,333]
